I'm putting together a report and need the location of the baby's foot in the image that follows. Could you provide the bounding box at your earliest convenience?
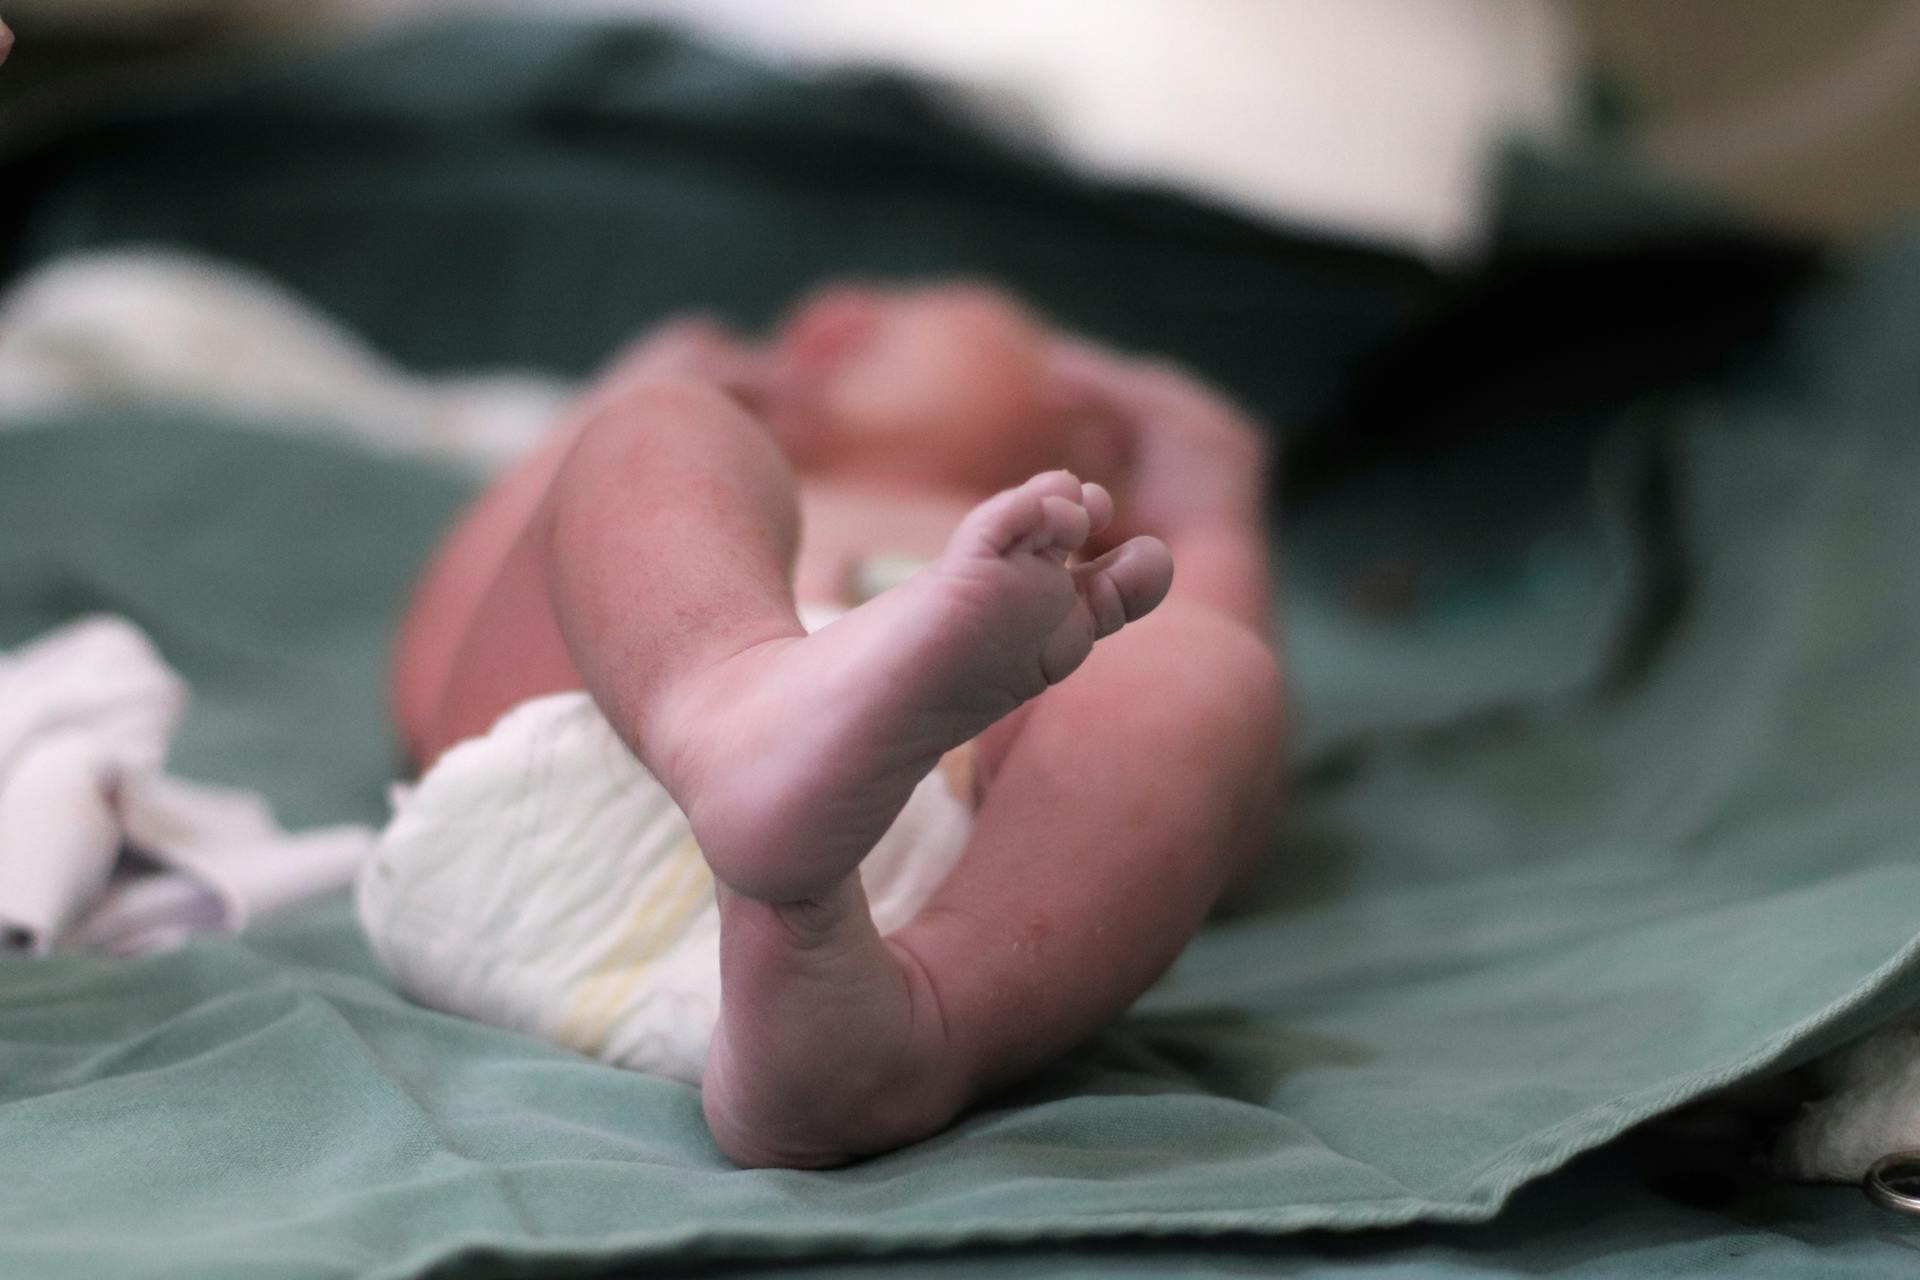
[648,470,1172,904]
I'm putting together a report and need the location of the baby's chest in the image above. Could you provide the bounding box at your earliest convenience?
[793,482,974,606]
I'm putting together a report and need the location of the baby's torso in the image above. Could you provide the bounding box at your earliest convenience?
[792,479,978,608]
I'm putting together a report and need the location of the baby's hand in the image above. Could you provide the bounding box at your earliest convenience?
[1046,340,1272,538]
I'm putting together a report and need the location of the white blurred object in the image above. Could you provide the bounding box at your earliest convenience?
[8,1,1575,253]
[0,616,373,955]
[1775,1014,1920,1183]
[324,0,1577,258]
[0,249,569,472]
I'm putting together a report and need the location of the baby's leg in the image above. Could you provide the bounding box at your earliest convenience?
[395,319,760,762]
[903,603,1283,1084]
[514,381,1180,1163]
[704,600,1283,1166]
[535,386,1167,892]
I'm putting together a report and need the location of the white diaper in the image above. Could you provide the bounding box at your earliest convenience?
[355,690,973,1084]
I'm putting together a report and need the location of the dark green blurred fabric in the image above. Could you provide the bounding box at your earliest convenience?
[0,20,1434,439]
[2,19,1918,1280]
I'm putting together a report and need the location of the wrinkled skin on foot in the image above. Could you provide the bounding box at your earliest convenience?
[648,467,1171,906]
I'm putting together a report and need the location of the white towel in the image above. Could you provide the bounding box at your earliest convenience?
[0,616,373,955]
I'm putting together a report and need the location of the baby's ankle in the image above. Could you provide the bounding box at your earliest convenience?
[702,1016,961,1168]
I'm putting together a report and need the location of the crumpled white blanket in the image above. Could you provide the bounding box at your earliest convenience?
[0,249,556,959]
[0,616,372,955]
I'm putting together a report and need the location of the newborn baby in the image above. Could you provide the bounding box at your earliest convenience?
[377,283,1284,1167]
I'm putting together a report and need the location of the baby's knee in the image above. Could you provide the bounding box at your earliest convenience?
[561,378,757,485]
[1105,605,1285,754]
[1206,621,1286,749]
[541,380,797,553]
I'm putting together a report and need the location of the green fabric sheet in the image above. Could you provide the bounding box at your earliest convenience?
[4,18,1920,1279]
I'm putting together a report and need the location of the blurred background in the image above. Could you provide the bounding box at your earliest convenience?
[5,0,1920,253]
[0,0,1904,626]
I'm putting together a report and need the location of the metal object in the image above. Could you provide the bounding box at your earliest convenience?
[1865,1150,1920,1215]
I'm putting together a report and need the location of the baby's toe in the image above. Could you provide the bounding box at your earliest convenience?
[1037,495,1092,557]
[1080,482,1114,537]
[1075,537,1174,637]
[1024,469,1085,503]
[953,470,1086,558]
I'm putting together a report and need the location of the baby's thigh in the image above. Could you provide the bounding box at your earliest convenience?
[391,427,583,764]
[975,599,1284,875]
[894,603,1285,1092]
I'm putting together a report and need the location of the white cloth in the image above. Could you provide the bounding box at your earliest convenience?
[357,691,973,1084]
[0,249,568,473]
[0,616,373,954]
